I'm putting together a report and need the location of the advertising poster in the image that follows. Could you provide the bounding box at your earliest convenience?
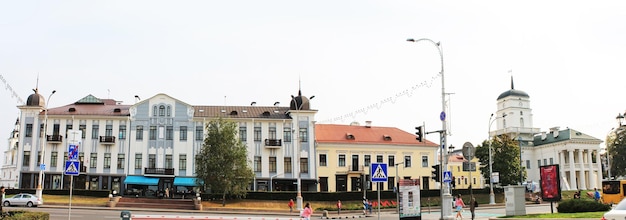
[398,179,421,220]
[539,165,561,201]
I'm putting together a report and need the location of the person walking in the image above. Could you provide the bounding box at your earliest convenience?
[469,197,477,220]
[301,202,313,220]
[455,194,466,220]
[336,200,342,216]
[164,187,170,198]
[288,199,295,213]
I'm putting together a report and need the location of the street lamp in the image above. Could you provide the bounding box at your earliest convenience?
[406,38,450,219]
[488,113,506,205]
[394,162,404,215]
[270,173,283,192]
[290,93,314,211]
[36,90,56,200]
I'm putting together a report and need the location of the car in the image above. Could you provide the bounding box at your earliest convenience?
[2,193,43,207]
[603,197,626,220]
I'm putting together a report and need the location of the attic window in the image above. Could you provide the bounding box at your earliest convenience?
[383,135,392,141]
[346,133,355,140]
[262,111,271,116]
[198,109,204,112]
[242,110,248,113]
[220,109,226,113]
[230,111,238,115]
[69,107,76,112]
[113,108,121,113]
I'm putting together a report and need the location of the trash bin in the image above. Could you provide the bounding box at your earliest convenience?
[120,210,131,220]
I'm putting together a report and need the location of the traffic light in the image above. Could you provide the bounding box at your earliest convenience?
[415,126,424,142]
[431,164,440,182]
[451,176,456,188]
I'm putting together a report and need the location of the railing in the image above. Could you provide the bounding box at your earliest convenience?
[46,135,63,142]
[144,168,175,175]
[99,136,116,144]
[264,139,282,148]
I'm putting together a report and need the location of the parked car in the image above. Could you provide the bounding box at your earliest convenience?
[603,196,626,220]
[2,193,43,207]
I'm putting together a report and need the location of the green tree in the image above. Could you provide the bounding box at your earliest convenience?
[195,118,255,206]
[475,134,526,186]
[607,126,626,177]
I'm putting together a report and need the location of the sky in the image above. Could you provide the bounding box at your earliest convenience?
[2,1,626,165]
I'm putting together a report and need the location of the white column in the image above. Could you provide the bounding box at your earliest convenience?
[587,150,594,189]
[595,150,602,188]
[569,150,577,190]
[578,149,587,190]
[559,151,566,189]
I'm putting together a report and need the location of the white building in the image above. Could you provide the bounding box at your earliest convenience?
[1,118,20,188]
[14,88,317,195]
[491,77,602,190]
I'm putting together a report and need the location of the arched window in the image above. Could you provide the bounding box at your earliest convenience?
[503,119,507,128]
[153,106,157,116]
[159,105,165,116]
[167,106,171,116]
[520,118,525,127]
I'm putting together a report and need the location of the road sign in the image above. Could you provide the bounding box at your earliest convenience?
[65,161,80,176]
[440,111,446,121]
[40,164,46,171]
[68,144,79,161]
[371,163,388,182]
[443,171,452,183]
[462,142,475,160]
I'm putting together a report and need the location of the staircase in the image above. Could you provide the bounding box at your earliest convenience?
[116,197,196,210]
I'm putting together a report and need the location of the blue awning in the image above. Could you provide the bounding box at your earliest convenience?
[124,176,159,185]
[173,177,202,186]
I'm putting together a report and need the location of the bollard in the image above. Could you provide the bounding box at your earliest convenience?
[120,210,131,220]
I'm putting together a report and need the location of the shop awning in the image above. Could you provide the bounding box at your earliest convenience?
[124,176,159,185]
[173,177,202,186]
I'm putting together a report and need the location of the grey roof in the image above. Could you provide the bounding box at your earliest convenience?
[533,128,602,146]
[26,88,45,107]
[497,76,530,100]
[193,106,295,119]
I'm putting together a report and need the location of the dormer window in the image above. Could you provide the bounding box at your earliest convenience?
[69,107,76,112]
[230,111,238,115]
[113,108,121,113]
[383,135,392,141]
[346,133,355,140]
[262,111,271,116]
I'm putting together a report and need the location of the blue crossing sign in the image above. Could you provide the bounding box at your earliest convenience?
[443,171,452,183]
[371,163,388,183]
[64,161,80,176]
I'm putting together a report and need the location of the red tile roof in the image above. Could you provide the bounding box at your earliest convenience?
[315,124,439,147]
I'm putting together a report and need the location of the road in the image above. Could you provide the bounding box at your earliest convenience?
[3,203,557,220]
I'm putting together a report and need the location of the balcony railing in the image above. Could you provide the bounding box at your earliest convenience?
[46,135,63,143]
[144,168,175,175]
[264,139,282,148]
[99,136,116,144]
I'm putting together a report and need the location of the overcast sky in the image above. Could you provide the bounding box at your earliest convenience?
[2,1,626,165]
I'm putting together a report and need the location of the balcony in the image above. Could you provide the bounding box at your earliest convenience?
[46,135,63,143]
[144,168,175,176]
[99,136,116,144]
[264,139,282,148]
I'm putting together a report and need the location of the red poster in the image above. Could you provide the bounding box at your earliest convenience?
[540,165,561,201]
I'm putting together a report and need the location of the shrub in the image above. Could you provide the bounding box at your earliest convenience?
[557,199,611,213]
[1,210,50,220]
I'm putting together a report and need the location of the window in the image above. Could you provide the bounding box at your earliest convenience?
[136,126,143,140]
[25,124,33,137]
[65,124,73,138]
[319,154,327,166]
[135,154,142,169]
[239,126,246,141]
[165,155,172,169]
[166,126,173,140]
[195,126,203,140]
[91,125,99,139]
[254,156,261,172]
[50,152,58,167]
[300,158,308,173]
[180,126,187,141]
[404,156,411,167]
[338,154,346,167]
[64,152,68,161]
[269,127,276,139]
[284,157,292,173]
[364,155,371,166]
[283,127,292,142]
[179,154,187,170]
[105,125,113,136]
[167,106,171,116]
[119,125,126,139]
[37,152,41,165]
[149,126,157,140]
[79,124,86,138]
[388,155,395,167]
[376,155,383,163]
[148,154,156,168]
[537,160,541,169]
[422,156,428,167]
[543,159,547,166]
[299,127,308,142]
[23,151,30,166]
[90,153,97,168]
[269,157,277,172]
[53,124,60,135]
[117,154,125,169]
[388,177,395,190]
[153,106,157,116]
[39,123,44,137]
[159,105,165,116]
[104,153,111,168]
[550,157,554,164]
[254,126,262,141]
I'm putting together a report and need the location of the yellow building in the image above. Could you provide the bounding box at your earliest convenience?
[446,151,484,190]
[315,122,439,192]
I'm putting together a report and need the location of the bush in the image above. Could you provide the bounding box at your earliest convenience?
[1,210,50,220]
[557,199,611,213]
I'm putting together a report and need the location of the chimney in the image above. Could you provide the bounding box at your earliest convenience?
[365,121,372,128]
[541,131,547,140]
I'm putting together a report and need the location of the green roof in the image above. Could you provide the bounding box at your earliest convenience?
[75,94,103,104]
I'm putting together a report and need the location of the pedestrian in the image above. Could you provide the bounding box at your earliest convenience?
[336,200,342,215]
[362,198,368,214]
[469,197,477,220]
[0,186,5,213]
[165,187,170,198]
[288,199,294,213]
[454,194,466,220]
[301,202,313,220]
[594,188,602,202]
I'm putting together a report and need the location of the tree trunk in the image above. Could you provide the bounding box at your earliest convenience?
[222,193,226,207]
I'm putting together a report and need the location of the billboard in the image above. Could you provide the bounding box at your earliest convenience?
[540,164,561,202]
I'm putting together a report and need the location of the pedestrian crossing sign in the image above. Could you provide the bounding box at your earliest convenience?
[65,161,80,176]
[371,163,388,183]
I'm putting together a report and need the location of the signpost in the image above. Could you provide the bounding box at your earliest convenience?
[66,130,82,220]
[371,163,387,220]
[462,142,476,198]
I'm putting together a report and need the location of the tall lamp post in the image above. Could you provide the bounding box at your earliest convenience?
[406,38,450,219]
[395,162,404,215]
[36,90,56,200]
[488,113,505,205]
[290,93,314,211]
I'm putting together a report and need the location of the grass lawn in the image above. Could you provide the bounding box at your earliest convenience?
[499,211,605,218]
[41,194,109,206]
